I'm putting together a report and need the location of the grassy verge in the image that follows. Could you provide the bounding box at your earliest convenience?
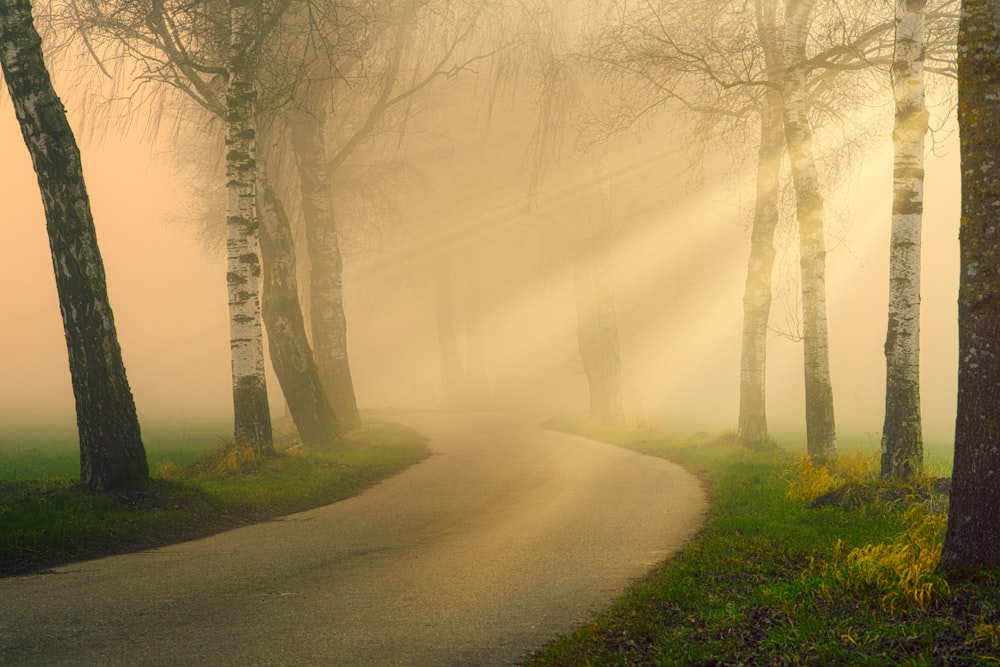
[526,416,1000,665]
[0,419,428,578]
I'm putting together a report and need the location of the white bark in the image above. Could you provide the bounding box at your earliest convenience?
[226,0,272,451]
[881,0,928,480]
[783,0,837,463]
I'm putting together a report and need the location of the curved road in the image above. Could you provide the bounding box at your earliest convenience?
[0,411,706,666]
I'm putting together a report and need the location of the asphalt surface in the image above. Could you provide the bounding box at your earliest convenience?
[0,411,706,666]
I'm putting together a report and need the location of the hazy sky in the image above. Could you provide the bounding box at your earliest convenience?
[0,85,962,448]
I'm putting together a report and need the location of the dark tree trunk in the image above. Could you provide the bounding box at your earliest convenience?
[258,174,340,447]
[0,0,148,490]
[940,0,1000,572]
[290,108,361,430]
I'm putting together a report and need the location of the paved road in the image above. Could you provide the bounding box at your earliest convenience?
[0,411,706,666]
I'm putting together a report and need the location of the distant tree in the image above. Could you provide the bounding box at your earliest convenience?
[258,167,340,446]
[432,261,472,407]
[282,2,504,426]
[0,0,148,490]
[288,99,362,430]
[574,147,625,423]
[518,6,627,424]
[940,0,1000,572]
[881,0,929,481]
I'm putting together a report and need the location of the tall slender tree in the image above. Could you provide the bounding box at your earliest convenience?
[258,168,340,446]
[573,148,624,423]
[225,0,272,452]
[881,0,929,480]
[940,0,1000,572]
[0,0,148,490]
[783,0,837,463]
[737,0,784,450]
[585,0,917,452]
[289,102,362,430]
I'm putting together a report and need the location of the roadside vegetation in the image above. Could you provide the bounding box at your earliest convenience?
[527,416,1000,665]
[0,419,428,577]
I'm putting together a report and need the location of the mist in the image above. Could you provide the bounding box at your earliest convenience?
[0,46,960,454]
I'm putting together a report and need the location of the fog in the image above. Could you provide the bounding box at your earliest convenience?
[0,66,960,450]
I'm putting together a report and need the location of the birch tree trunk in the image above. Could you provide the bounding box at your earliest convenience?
[783,0,837,463]
[258,172,340,446]
[881,0,928,481]
[226,0,272,452]
[738,0,784,450]
[0,0,148,491]
[940,0,1000,572]
[290,107,361,431]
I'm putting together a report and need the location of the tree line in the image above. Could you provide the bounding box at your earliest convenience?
[2,0,1000,571]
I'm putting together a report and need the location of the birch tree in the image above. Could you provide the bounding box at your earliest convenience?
[63,0,345,448]
[224,0,272,452]
[585,0,911,451]
[0,0,148,490]
[783,0,837,463]
[738,0,784,450]
[940,0,1000,572]
[881,0,929,480]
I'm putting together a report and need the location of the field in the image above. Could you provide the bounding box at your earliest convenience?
[0,417,235,482]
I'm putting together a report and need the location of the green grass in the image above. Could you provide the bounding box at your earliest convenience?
[0,419,428,577]
[0,419,232,482]
[525,416,1000,666]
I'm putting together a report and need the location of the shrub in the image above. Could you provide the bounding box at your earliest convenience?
[155,460,184,481]
[811,503,949,613]
[783,455,837,503]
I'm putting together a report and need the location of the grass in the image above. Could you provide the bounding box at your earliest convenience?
[0,419,428,577]
[525,416,1000,666]
[0,418,233,482]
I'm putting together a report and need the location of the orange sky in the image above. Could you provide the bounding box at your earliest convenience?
[0,107,234,426]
